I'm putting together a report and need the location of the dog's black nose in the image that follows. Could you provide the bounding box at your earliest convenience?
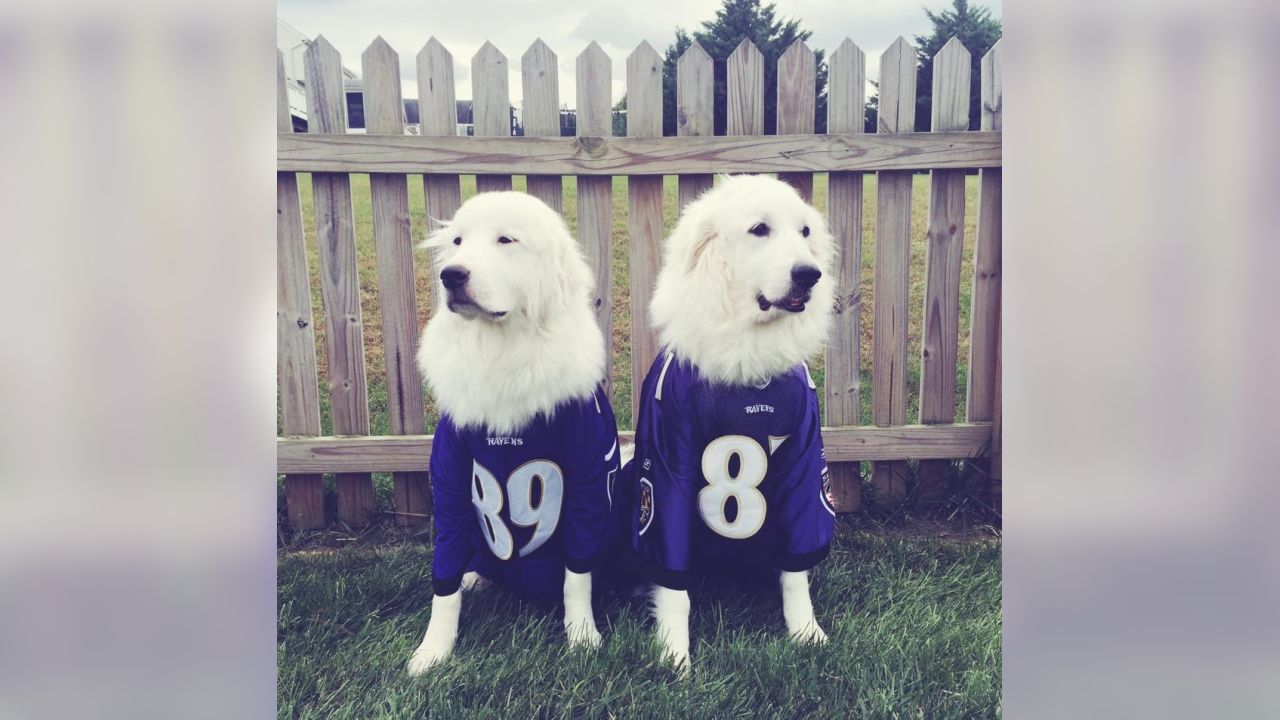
[441,265,470,290]
[791,265,822,289]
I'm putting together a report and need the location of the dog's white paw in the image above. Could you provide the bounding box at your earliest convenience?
[662,643,692,677]
[566,620,603,650]
[406,637,453,676]
[788,621,828,645]
[460,571,490,592]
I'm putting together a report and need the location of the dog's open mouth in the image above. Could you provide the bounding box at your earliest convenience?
[757,292,810,313]
[447,293,507,319]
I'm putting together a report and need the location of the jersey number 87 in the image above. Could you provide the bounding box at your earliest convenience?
[471,460,563,560]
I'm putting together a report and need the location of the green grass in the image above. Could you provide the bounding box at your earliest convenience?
[278,525,1001,718]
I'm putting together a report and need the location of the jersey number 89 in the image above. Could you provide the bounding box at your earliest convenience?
[698,435,772,539]
[471,460,563,560]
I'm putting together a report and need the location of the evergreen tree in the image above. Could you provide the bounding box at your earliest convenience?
[912,0,1001,130]
[661,0,828,136]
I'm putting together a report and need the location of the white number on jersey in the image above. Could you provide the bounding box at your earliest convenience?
[471,460,564,559]
[698,434,786,539]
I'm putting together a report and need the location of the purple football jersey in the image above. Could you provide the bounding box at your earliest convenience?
[429,386,620,599]
[627,351,836,590]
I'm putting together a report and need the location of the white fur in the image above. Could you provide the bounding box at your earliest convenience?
[564,570,602,649]
[781,570,828,643]
[651,586,692,674]
[646,175,836,668]
[407,590,461,676]
[650,175,836,386]
[417,191,604,435]
[408,192,605,676]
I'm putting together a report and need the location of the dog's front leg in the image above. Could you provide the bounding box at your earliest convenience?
[406,591,462,676]
[652,585,691,673]
[563,569,602,648]
[780,570,827,644]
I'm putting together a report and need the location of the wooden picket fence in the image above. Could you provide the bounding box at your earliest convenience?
[276,34,1002,530]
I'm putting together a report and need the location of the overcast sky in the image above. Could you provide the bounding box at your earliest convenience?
[278,0,1002,104]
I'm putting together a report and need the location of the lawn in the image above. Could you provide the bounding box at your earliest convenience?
[278,524,1001,718]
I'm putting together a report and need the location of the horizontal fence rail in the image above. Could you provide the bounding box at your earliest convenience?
[278,424,994,474]
[275,32,1003,527]
[277,131,1001,175]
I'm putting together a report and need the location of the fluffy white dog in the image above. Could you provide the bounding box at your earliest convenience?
[407,191,620,676]
[628,175,837,672]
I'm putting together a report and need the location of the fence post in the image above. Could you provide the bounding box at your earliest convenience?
[472,42,513,192]
[576,42,615,401]
[676,42,713,209]
[363,37,429,526]
[627,42,665,425]
[278,50,325,530]
[417,38,463,289]
[824,38,866,512]
[727,39,764,137]
[967,40,1003,501]
[522,39,564,213]
[305,36,374,527]
[870,37,916,506]
[776,40,816,200]
[917,37,972,506]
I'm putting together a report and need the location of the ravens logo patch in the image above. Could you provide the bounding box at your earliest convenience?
[638,478,655,535]
[820,465,837,516]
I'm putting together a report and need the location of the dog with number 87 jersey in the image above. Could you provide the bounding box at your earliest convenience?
[623,175,837,673]
[406,192,621,676]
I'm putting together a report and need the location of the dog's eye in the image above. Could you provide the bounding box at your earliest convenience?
[497,236,516,245]
[748,223,770,237]
[801,225,810,238]
[452,236,462,246]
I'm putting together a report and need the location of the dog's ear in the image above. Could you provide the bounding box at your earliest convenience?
[419,217,453,250]
[527,215,594,332]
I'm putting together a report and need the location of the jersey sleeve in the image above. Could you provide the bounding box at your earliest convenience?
[428,415,476,596]
[770,387,836,571]
[631,356,700,590]
[557,388,620,574]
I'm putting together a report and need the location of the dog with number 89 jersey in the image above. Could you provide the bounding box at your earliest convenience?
[622,175,837,673]
[407,192,620,676]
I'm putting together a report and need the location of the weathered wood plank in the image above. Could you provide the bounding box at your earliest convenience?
[968,40,1002,500]
[776,40,816,200]
[676,42,713,208]
[823,38,866,513]
[306,36,373,527]
[967,40,1002,423]
[417,38,462,290]
[627,42,664,422]
[870,37,916,505]
[917,37,972,505]
[472,41,513,192]
[521,39,563,213]
[576,42,614,398]
[363,37,429,525]
[279,130,1000,174]
[278,49,324,530]
[727,39,764,136]
[279,424,993,474]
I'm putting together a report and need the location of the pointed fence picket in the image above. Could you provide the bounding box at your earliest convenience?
[917,37,972,506]
[275,34,1002,529]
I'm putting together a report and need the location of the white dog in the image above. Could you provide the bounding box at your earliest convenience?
[625,175,838,672]
[407,192,621,676]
